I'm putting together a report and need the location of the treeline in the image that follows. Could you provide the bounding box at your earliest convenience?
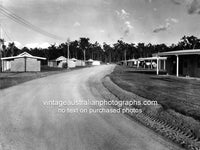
[1,35,200,63]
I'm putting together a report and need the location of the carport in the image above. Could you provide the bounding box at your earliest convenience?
[138,56,167,75]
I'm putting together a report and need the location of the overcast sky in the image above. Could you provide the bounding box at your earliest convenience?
[2,0,200,48]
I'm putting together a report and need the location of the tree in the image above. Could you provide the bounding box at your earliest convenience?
[69,40,79,58]
[103,42,113,63]
[79,37,90,62]
[184,36,200,49]
[8,42,15,56]
[129,43,136,59]
[4,42,20,57]
[177,35,200,50]
[137,43,145,58]
[90,41,102,60]
[113,40,127,63]
[48,44,59,60]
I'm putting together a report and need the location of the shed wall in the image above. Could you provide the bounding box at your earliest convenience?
[11,58,25,72]
[26,58,40,71]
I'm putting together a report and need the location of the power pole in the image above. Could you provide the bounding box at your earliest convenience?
[67,38,70,69]
[0,25,2,72]
[83,49,85,63]
[0,0,3,72]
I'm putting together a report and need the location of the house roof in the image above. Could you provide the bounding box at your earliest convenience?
[139,56,167,61]
[127,59,138,62]
[1,52,46,60]
[87,59,94,62]
[56,56,67,61]
[157,49,200,56]
[71,58,77,61]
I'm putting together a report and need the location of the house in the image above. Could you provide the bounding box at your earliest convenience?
[86,59,101,66]
[86,59,93,66]
[127,59,139,67]
[92,60,101,66]
[75,60,85,67]
[157,49,200,77]
[70,58,85,67]
[48,56,77,68]
[1,52,46,72]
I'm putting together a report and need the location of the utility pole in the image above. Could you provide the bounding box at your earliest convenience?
[0,0,3,72]
[0,25,2,72]
[83,49,86,63]
[67,38,70,69]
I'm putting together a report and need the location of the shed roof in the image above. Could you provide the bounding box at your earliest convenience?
[1,52,46,60]
[157,49,200,56]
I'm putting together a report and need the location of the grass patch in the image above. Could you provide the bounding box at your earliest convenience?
[0,65,86,89]
[110,65,200,121]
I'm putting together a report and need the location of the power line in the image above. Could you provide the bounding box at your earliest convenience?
[2,25,12,41]
[1,6,64,40]
[0,6,63,40]
[0,5,64,40]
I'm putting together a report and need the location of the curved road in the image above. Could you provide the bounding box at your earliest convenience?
[0,65,183,150]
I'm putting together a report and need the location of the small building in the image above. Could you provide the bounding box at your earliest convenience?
[117,60,128,66]
[92,60,101,66]
[1,52,46,72]
[75,60,85,67]
[86,59,101,66]
[47,60,57,68]
[70,58,85,67]
[127,59,139,67]
[157,49,200,77]
[48,56,76,68]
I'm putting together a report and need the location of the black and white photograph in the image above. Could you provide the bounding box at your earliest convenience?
[1,0,200,149]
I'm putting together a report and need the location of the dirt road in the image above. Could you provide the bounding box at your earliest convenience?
[0,65,183,150]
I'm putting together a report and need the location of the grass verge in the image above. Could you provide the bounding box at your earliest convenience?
[0,66,86,89]
[107,65,200,138]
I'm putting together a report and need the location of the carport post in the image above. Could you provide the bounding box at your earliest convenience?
[156,57,159,75]
[2,59,3,72]
[137,61,139,68]
[164,60,166,70]
[176,55,179,77]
